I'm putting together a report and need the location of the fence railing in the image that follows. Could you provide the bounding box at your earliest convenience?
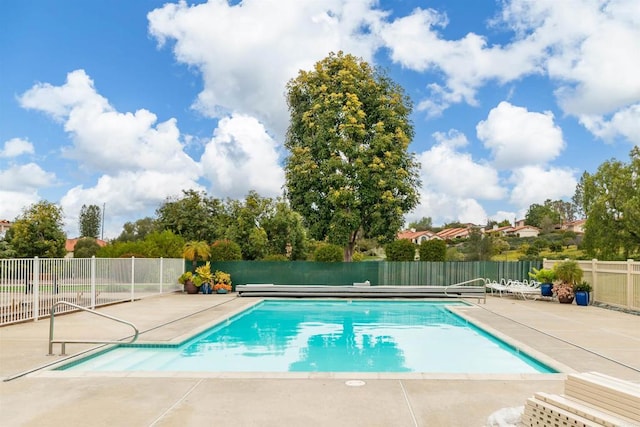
[543,259,640,312]
[0,257,184,325]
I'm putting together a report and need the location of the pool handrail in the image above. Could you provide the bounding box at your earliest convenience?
[443,278,487,303]
[48,300,139,355]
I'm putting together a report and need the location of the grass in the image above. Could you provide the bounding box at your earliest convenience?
[492,245,585,262]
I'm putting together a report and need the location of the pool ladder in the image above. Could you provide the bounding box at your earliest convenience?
[48,301,139,355]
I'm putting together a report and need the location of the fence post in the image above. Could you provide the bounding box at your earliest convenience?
[159,257,164,294]
[33,257,39,321]
[591,259,598,302]
[91,256,96,309]
[627,259,633,310]
[131,256,135,302]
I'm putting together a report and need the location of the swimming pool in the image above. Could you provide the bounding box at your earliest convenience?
[58,300,556,373]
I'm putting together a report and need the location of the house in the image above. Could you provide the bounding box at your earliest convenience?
[65,237,108,258]
[483,225,514,236]
[506,225,540,238]
[436,227,471,240]
[397,229,441,244]
[0,219,11,238]
[562,219,586,234]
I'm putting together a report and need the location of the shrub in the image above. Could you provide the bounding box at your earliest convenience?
[351,251,364,262]
[262,254,289,261]
[384,239,416,261]
[418,239,446,261]
[313,243,344,262]
[209,240,242,261]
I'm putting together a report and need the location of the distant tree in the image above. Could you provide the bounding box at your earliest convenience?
[407,217,432,231]
[0,239,17,259]
[156,190,225,242]
[384,239,416,261]
[418,239,446,261]
[464,229,492,261]
[116,217,159,242]
[143,230,185,258]
[74,237,101,258]
[225,191,270,260]
[97,241,146,258]
[79,204,101,238]
[260,198,308,260]
[497,219,512,227]
[575,147,640,259]
[492,237,510,256]
[284,51,421,261]
[10,201,66,258]
[525,202,561,229]
[209,240,242,261]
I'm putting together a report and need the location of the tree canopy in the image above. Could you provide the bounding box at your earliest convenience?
[575,147,640,259]
[9,201,67,258]
[79,204,101,238]
[284,51,420,261]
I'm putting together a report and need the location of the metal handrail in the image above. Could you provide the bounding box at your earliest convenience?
[48,301,139,355]
[443,278,487,303]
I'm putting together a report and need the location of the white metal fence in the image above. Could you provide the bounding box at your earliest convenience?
[543,258,640,312]
[0,257,184,325]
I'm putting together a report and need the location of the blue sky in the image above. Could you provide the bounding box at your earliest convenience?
[1,0,638,239]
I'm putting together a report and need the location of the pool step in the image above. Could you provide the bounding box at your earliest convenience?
[522,372,640,427]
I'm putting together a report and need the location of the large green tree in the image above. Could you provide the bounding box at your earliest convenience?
[574,147,640,259]
[10,201,67,257]
[284,51,421,261]
[79,204,101,238]
[156,190,227,242]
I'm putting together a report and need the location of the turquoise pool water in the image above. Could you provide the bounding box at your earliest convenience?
[58,300,556,373]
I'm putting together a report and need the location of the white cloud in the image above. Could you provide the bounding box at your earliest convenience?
[0,138,34,158]
[200,114,284,199]
[148,0,385,138]
[17,69,204,237]
[579,104,640,145]
[379,0,640,145]
[508,166,578,209]
[379,7,545,116]
[19,70,199,175]
[0,163,55,221]
[407,130,505,225]
[60,171,205,238]
[477,102,565,169]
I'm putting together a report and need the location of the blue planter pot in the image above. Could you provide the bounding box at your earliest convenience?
[575,291,589,306]
[540,283,553,297]
[201,283,212,294]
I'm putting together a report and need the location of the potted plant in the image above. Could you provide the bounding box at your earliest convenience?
[178,271,199,294]
[553,260,584,304]
[529,267,555,297]
[195,262,214,294]
[574,281,592,306]
[213,270,232,294]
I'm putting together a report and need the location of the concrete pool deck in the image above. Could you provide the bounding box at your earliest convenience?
[1,293,638,426]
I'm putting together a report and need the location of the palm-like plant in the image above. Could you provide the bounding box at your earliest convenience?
[182,241,211,263]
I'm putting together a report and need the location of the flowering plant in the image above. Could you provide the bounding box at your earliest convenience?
[213,282,232,292]
[552,282,574,299]
[213,270,232,292]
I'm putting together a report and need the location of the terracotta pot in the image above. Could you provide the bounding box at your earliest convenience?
[184,280,199,294]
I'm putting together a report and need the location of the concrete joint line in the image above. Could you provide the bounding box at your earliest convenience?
[399,379,419,427]
[148,378,204,427]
